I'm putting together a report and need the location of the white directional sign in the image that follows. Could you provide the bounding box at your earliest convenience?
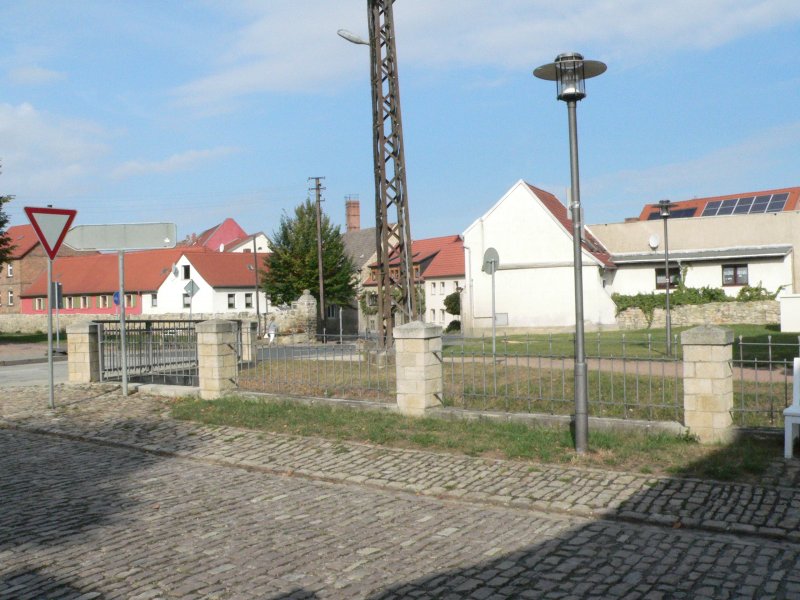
[24,207,77,260]
[64,222,177,251]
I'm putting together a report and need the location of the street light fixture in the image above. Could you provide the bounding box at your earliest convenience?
[534,52,606,454]
[658,199,675,356]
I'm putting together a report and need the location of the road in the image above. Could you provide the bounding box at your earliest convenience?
[0,361,67,387]
[2,427,798,599]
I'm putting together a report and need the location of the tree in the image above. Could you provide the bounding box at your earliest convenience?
[0,196,13,270]
[263,199,356,307]
[444,290,461,316]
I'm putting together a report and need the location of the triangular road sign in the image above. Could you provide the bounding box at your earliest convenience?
[24,206,78,260]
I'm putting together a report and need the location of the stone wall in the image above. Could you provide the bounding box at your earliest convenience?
[616,300,779,330]
[1,289,319,340]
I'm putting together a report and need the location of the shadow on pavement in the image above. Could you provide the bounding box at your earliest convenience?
[0,568,103,600]
[0,421,202,598]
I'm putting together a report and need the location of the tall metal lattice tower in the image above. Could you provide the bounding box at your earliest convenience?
[366,0,416,349]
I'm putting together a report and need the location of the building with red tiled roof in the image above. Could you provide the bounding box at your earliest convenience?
[181,218,249,252]
[21,247,206,316]
[2,224,93,315]
[359,234,465,332]
[589,186,800,312]
[148,251,269,319]
[461,180,617,334]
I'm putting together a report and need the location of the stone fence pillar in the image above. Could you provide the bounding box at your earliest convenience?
[681,325,734,443]
[66,321,100,383]
[393,321,443,416]
[296,289,317,342]
[240,320,257,363]
[197,320,238,400]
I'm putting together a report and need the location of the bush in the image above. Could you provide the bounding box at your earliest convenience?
[445,319,461,333]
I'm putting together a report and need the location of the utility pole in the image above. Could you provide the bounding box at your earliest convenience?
[252,235,262,337]
[309,176,326,328]
[366,0,416,348]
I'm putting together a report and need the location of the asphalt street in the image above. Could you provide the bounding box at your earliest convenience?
[3,427,799,599]
[0,361,67,388]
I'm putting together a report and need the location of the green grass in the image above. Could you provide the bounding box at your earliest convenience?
[444,324,799,362]
[170,396,783,483]
[0,332,53,344]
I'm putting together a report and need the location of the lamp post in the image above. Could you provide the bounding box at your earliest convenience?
[658,199,675,356]
[534,52,606,454]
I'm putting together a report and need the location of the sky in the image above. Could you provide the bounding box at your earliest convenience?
[1,1,800,243]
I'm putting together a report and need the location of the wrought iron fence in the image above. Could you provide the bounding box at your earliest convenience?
[731,335,799,427]
[97,319,200,386]
[442,334,683,422]
[237,333,395,402]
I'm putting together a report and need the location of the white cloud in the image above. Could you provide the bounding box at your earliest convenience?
[0,102,108,196]
[173,0,800,110]
[110,147,239,179]
[8,65,66,85]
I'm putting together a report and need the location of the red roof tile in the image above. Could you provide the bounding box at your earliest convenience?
[6,224,39,259]
[22,247,208,297]
[636,186,800,220]
[186,252,269,288]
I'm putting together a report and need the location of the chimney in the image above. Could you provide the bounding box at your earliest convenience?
[345,195,360,232]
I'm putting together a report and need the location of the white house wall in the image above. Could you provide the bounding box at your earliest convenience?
[424,277,464,327]
[143,255,268,316]
[610,257,792,298]
[462,181,617,333]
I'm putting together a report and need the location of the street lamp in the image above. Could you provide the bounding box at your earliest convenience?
[534,52,606,454]
[658,199,675,356]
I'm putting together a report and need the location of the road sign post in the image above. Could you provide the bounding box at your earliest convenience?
[482,248,500,356]
[184,280,199,322]
[64,222,177,396]
[24,206,77,410]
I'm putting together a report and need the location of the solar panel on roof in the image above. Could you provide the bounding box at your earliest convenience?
[716,199,737,215]
[751,195,770,213]
[767,196,787,212]
[701,200,722,216]
[733,197,753,214]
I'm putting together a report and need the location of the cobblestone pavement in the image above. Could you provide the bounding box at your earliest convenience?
[2,384,800,598]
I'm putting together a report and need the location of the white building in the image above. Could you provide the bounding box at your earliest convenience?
[461,180,617,335]
[144,252,270,317]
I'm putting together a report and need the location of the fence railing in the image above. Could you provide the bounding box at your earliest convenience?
[441,335,682,422]
[731,336,797,427]
[237,334,395,402]
[96,319,201,386]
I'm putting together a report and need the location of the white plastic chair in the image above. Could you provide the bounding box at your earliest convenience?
[784,357,800,459]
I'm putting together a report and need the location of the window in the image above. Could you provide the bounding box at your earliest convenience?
[655,267,679,290]
[182,265,190,279]
[430,282,436,295]
[80,296,89,309]
[440,309,446,322]
[439,282,445,295]
[125,294,135,308]
[228,293,236,309]
[182,294,191,308]
[7,290,13,305]
[151,293,158,308]
[722,264,748,286]
[6,264,12,277]
[326,304,336,318]
[35,298,45,311]
[245,293,253,309]
[98,295,108,308]
[430,309,436,322]
[65,297,74,309]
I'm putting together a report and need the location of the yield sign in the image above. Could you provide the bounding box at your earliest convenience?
[24,206,77,260]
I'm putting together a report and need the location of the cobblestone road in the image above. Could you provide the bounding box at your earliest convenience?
[3,384,800,598]
[3,427,800,599]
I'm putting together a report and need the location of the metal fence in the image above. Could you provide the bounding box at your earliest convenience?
[731,336,799,427]
[97,319,201,386]
[442,334,683,422]
[237,333,396,402]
